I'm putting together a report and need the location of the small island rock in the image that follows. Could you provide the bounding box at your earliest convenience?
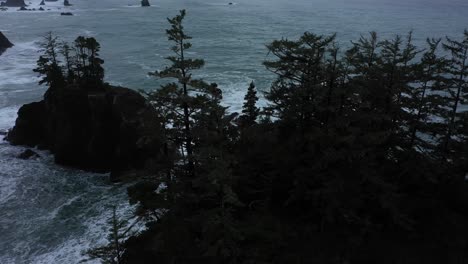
[7,84,166,179]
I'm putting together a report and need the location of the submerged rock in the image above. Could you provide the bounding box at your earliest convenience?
[141,0,150,7]
[7,84,165,178]
[60,12,72,15]
[18,149,40,159]
[0,0,26,7]
[0,31,13,56]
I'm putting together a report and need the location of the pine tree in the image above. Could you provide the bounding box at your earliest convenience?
[148,9,208,178]
[33,32,65,88]
[60,41,76,83]
[264,32,336,132]
[85,207,134,264]
[441,30,468,158]
[73,36,105,87]
[408,38,446,150]
[240,81,259,126]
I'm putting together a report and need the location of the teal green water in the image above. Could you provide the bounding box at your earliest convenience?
[1,0,468,262]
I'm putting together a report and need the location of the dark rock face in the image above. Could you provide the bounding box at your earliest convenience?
[0,0,26,7]
[141,0,150,7]
[7,84,165,179]
[18,149,40,159]
[7,101,46,147]
[64,0,70,6]
[0,32,13,56]
[39,0,45,5]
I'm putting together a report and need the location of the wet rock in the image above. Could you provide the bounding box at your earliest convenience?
[141,0,150,7]
[18,149,40,159]
[0,0,26,7]
[0,31,14,56]
[60,12,72,15]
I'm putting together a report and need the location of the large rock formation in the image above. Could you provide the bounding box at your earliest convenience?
[0,0,26,7]
[0,32,13,56]
[141,0,150,7]
[6,84,166,180]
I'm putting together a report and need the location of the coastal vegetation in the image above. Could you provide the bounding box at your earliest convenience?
[8,9,468,264]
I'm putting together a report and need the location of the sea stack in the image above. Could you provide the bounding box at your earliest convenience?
[141,0,150,7]
[0,31,14,56]
[0,0,26,7]
[6,85,166,179]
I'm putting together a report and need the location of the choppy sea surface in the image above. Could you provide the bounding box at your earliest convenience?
[1,0,468,263]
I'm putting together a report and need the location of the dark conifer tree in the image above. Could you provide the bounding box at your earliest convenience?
[85,207,134,264]
[408,38,446,151]
[60,41,76,83]
[33,32,65,88]
[240,81,259,126]
[148,9,208,178]
[73,36,105,86]
[441,31,468,159]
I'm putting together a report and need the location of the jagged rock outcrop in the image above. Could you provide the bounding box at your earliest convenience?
[0,0,26,7]
[141,0,150,7]
[0,32,13,56]
[7,84,166,180]
[39,0,45,5]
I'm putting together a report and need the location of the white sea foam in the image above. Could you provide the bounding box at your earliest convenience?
[0,41,39,87]
[0,106,19,131]
[0,104,139,264]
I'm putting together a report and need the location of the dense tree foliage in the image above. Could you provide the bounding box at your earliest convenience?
[57,12,468,264]
[34,33,105,90]
[120,13,468,264]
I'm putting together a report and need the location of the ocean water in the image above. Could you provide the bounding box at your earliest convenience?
[1,0,468,263]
